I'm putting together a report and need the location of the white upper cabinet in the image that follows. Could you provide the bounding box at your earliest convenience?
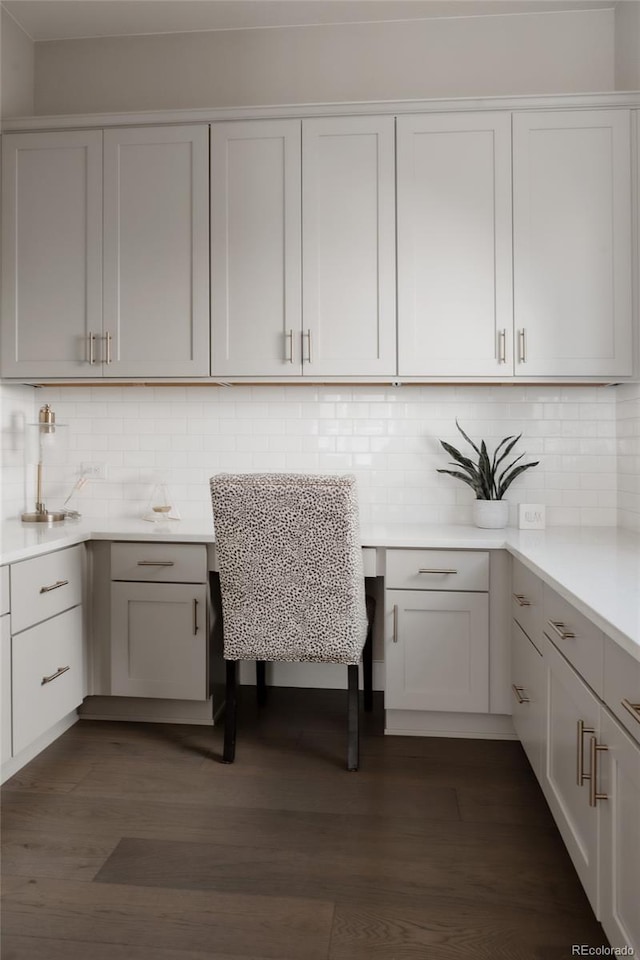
[211,116,396,377]
[513,110,632,378]
[302,116,396,376]
[210,120,302,377]
[397,113,513,377]
[1,131,103,379]
[103,126,210,377]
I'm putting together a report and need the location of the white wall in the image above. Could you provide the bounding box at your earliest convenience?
[0,384,34,520]
[1,383,612,528]
[615,0,640,90]
[617,382,640,531]
[1,6,34,118]
[32,8,614,116]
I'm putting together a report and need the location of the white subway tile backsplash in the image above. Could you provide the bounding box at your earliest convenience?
[2,383,637,528]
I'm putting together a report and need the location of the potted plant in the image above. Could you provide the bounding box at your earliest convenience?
[437,421,539,528]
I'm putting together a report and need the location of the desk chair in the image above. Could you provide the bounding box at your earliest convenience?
[210,472,374,771]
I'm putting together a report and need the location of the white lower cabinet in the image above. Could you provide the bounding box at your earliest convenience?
[510,620,545,781]
[12,605,84,756]
[541,632,602,915]
[1,612,11,764]
[111,581,208,700]
[599,710,640,954]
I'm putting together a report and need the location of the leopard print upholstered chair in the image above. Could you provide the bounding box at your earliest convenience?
[210,473,374,771]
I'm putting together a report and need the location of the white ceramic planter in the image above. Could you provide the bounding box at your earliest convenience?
[473,499,509,529]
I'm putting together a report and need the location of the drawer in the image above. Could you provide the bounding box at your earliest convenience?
[10,545,83,635]
[12,605,84,756]
[385,549,489,591]
[0,566,9,616]
[511,560,543,648]
[543,585,604,697]
[111,542,207,583]
[604,637,640,745]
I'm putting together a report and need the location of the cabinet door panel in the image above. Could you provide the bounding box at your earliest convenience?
[211,120,302,376]
[513,110,632,377]
[111,582,208,700]
[600,711,640,954]
[511,620,546,780]
[103,126,210,376]
[1,131,102,378]
[397,113,513,377]
[542,633,600,915]
[302,116,396,376]
[385,590,489,712]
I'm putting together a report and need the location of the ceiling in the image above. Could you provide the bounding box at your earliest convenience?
[2,0,615,42]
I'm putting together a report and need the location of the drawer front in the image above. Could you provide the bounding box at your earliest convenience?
[12,605,84,755]
[11,545,83,634]
[0,566,9,616]
[604,637,640,745]
[511,619,545,780]
[511,560,543,648]
[543,585,603,697]
[111,542,207,583]
[385,549,489,591]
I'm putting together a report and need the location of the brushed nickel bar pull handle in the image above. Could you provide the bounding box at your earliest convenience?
[87,332,96,365]
[518,328,527,364]
[39,579,69,594]
[137,560,175,567]
[285,329,294,363]
[418,568,458,575]
[621,699,640,724]
[392,604,398,643]
[547,619,575,641]
[512,683,530,705]
[589,736,608,807]
[104,332,113,365]
[498,328,506,364]
[512,593,531,607]
[193,598,199,635]
[42,665,70,685]
[577,719,594,786]
[302,329,312,363]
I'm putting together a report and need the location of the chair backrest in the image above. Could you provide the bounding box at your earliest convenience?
[210,473,368,664]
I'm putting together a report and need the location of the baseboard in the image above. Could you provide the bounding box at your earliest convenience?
[384,710,517,739]
[79,695,214,725]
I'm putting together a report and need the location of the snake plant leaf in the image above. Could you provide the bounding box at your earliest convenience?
[439,441,478,476]
[478,441,494,499]
[492,433,520,475]
[455,419,481,456]
[497,460,540,499]
[436,469,482,495]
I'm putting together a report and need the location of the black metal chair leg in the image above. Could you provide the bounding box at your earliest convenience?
[363,618,373,713]
[347,663,359,772]
[222,660,238,763]
[256,660,267,707]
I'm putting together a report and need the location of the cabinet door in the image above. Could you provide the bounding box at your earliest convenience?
[385,590,489,712]
[511,619,546,780]
[397,113,513,377]
[211,120,302,376]
[542,633,601,915]
[599,711,640,954]
[513,110,632,377]
[103,126,210,377]
[1,614,11,764]
[1,131,103,379]
[111,582,208,700]
[302,116,396,376]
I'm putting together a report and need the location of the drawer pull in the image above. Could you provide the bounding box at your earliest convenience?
[577,719,594,787]
[41,665,70,685]
[418,568,458,576]
[193,598,199,635]
[511,683,530,704]
[547,619,575,641]
[621,699,640,724]
[589,735,608,807]
[137,561,175,567]
[392,604,398,643]
[512,593,531,607]
[39,579,69,594]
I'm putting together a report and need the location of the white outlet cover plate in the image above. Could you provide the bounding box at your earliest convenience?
[518,503,546,530]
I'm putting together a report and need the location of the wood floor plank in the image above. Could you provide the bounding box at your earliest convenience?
[1,937,273,960]
[1,831,120,881]
[1,878,334,960]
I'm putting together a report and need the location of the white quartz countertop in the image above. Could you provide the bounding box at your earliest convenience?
[1,518,639,660]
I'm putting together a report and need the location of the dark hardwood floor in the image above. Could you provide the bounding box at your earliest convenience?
[1,688,607,959]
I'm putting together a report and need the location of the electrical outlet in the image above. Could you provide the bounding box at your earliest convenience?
[81,461,107,480]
